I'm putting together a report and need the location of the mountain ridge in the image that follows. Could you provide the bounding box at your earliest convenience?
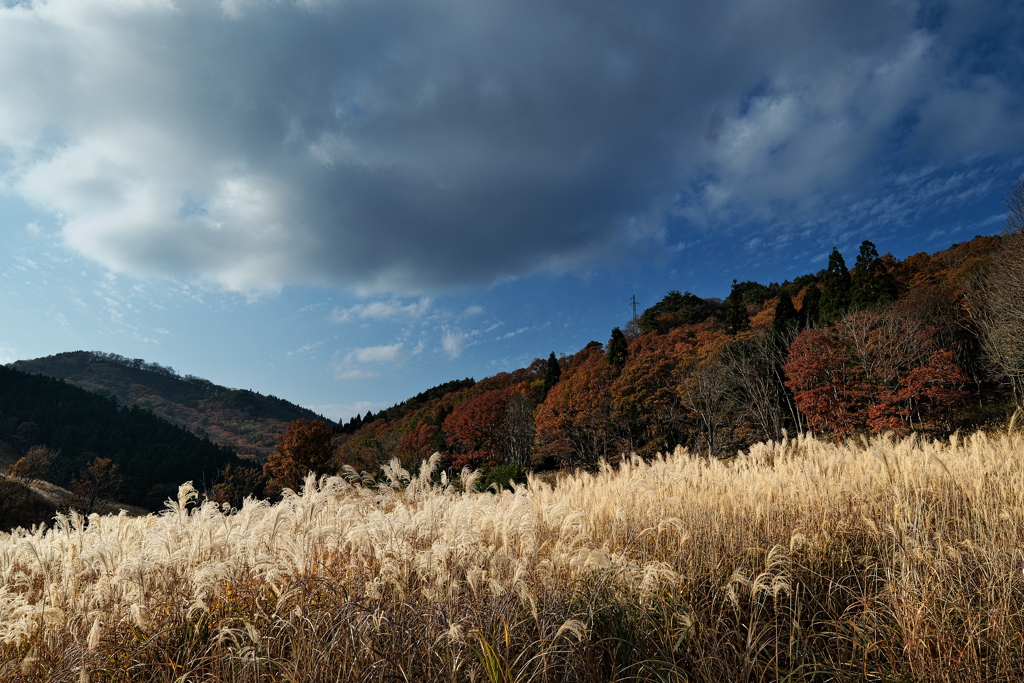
[7,351,332,459]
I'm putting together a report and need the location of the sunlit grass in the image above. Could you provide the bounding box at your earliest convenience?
[3,426,1024,681]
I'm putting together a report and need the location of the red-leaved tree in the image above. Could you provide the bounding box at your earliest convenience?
[784,310,967,438]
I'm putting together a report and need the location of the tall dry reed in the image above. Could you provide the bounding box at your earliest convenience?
[2,429,1024,681]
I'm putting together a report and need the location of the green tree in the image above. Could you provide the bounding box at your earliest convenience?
[542,351,562,397]
[606,327,629,367]
[800,284,821,329]
[772,292,799,336]
[819,248,851,325]
[851,240,897,310]
[639,290,712,333]
[724,281,750,335]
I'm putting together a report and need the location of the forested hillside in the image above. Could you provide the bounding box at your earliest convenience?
[307,227,1022,491]
[9,351,331,458]
[8,214,1023,505]
[0,365,243,514]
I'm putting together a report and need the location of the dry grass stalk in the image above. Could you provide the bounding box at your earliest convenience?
[1,430,1023,681]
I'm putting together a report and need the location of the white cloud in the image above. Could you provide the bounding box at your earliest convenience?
[441,327,468,359]
[331,297,432,323]
[332,368,379,380]
[330,342,405,379]
[349,343,403,364]
[499,326,529,340]
[286,340,324,357]
[0,0,1020,295]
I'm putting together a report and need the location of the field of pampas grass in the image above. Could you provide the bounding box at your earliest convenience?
[3,428,1024,682]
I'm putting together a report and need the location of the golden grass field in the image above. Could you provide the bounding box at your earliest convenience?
[3,425,1024,682]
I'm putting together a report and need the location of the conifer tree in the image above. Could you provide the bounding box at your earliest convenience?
[819,248,851,325]
[800,284,821,329]
[850,240,897,310]
[724,281,750,334]
[772,292,799,336]
[606,327,629,367]
[543,351,562,397]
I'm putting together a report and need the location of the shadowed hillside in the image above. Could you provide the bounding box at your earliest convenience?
[9,351,332,458]
[0,365,244,510]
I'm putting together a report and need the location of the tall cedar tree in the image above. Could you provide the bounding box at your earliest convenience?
[772,292,800,336]
[850,240,897,310]
[819,248,852,325]
[800,284,821,329]
[264,419,335,494]
[724,281,751,334]
[607,327,629,367]
[543,352,562,397]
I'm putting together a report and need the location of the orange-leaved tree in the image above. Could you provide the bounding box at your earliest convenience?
[71,457,124,515]
[263,419,336,494]
[443,383,534,469]
[6,446,54,483]
[534,347,617,469]
[784,309,968,438]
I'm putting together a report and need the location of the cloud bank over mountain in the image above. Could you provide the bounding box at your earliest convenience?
[1,0,1021,294]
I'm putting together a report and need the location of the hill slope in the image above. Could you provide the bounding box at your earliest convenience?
[0,364,243,509]
[8,351,331,458]
[330,234,1013,474]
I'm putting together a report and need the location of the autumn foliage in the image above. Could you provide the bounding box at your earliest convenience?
[263,419,335,494]
[312,234,1009,477]
[784,310,968,438]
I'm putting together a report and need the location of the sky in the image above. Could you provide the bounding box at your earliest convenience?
[1,0,1023,422]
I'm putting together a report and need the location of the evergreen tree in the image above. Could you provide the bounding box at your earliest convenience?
[850,240,897,310]
[724,281,750,335]
[800,284,821,329]
[819,248,852,325]
[638,290,712,333]
[543,352,562,396]
[772,291,799,336]
[607,327,629,367]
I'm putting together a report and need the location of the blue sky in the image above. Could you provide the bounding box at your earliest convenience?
[1,0,1023,421]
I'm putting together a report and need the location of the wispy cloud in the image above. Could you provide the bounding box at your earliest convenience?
[331,342,408,380]
[440,328,469,359]
[499,326,529,341]
[349,344,404,364]
[286,340,324,358]
[331,298,433,323]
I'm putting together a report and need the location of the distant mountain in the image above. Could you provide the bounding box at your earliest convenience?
[8,351,331,458]
[0,364,243,510]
